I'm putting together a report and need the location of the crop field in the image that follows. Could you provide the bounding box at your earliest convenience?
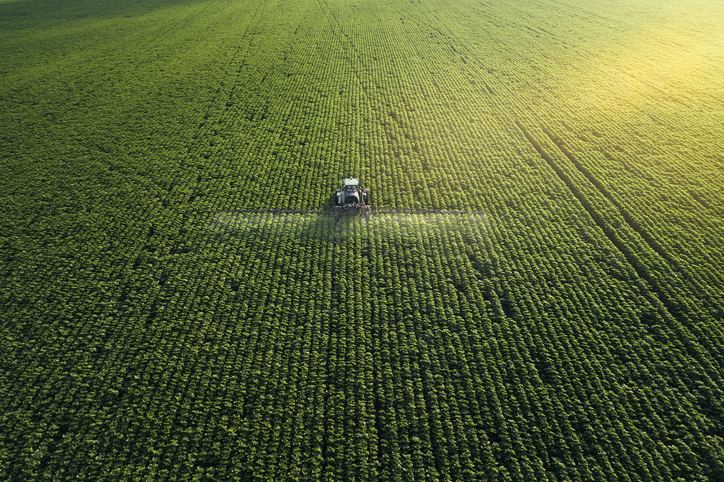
[2,0,724,479]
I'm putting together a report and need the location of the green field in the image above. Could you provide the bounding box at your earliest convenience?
[2,0,724,479]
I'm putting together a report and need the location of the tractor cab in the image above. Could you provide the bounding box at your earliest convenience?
[336,178,365,205]
[343,179,360,203]
[334,178,371,222]
[344,183,359,204]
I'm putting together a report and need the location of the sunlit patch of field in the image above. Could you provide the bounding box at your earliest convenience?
[578,0,724,114]
[2,0,724,479]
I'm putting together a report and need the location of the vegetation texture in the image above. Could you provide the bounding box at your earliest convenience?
[1,0,724,479]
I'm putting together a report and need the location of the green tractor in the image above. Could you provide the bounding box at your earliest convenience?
[334,178,371,222]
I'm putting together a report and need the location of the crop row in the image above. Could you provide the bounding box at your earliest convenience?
[2,0,724,479]
[4,209,722,479]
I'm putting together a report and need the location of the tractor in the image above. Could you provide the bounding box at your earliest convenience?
[334,178,371,222]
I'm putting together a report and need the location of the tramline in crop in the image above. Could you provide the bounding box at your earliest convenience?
[2,0,723,479]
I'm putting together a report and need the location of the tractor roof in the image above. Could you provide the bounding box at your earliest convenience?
[343,178,360,187]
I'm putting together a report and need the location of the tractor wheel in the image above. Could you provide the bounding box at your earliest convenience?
[364,189,370,204]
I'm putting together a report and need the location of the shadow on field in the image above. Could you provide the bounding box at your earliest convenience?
[0,0,206,30]
[209,211,490,247]
[209,212,340,246]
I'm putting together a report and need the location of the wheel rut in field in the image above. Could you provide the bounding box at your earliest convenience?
[543,122,718,313]
[515,119,724,340]
[537,126,671,266]
[514,120,676,311]
[539,127,721,309]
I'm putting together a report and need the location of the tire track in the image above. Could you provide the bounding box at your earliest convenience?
[538,125,722,310]
[514,120,685,315]
[515,122,635,258]
[514,119,724,371]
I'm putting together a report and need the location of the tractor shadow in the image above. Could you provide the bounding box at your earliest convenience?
[0,0,206,31]
[208,211,490,248]
[210,211,351,246]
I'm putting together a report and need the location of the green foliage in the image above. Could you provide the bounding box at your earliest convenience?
[1,0,723,480]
